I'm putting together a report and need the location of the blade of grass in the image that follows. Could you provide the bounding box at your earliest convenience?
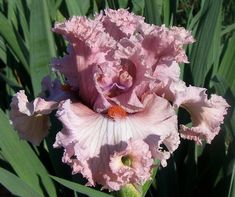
[8,0,30,46]
[51,175,112,197]
[7,0,30,62]
[92,0,99,14]
[30,0,56,95]
[65,0,90,16]
[218,33,235,92]
[221,23,235,36]
[0,0,3,10]
[0,37,6,64]
[46,0,57,19]
[189,0,222,86]
[0,167,43,197]
[144,0,162,25]
[55,0,63,8]
[16,1,30,46]
[0,109,56,197]
[0,72,22,92]
[118,0,128,8]
[228,161,235,197]
[187,4,199,30]
[131,0,145,15]
[210,9,222,73]
[7,0,18,30]
[163,0,170,25]
[142,161,159,197]
[107,0,118,9]
[0,12,29,72]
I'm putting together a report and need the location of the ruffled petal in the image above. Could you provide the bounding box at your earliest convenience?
[152,61,180,84]
[108,139,153,190]
[102,8,145,40]
[173,85,229,144]
[10,90,53,145]
[53,94,179,190]
[139,25,195,67]
[94,40,150,112]
[52,16,117,109]
[52,9,194,114]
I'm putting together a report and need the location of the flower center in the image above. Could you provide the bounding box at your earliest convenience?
[121,155,132,167]
[107,105,127,119]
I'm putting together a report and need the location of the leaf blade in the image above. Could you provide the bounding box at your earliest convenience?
[65,0,90,16]
[0,12,29,72]
[30,0,56,95]
[189,0,222,86]
[51,176,112,197]
[0,109,56,197]
[0,167,43,197]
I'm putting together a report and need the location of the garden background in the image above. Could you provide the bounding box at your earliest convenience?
[0,0,235,197]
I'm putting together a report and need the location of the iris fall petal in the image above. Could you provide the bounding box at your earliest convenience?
[173,85,229,144]
[53,94,179,190]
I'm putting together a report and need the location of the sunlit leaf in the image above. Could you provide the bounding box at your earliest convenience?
[118,0,128,8]
[189,0,222,86]
[0,167,42,197]
[0,12,29,72]
[0,37,6,64]
[30,0,56,95]
[132,0,145,15]
[65,0,90,16]
[0,109,56,196]
[218,33,235,92]
[144,0,162,25]
[51,175,112,197]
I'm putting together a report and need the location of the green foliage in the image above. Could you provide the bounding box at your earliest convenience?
[0,0,234,197]
[51,176,112,197]
[65,0,90,16]
[0,109,56,196]
[0,167,42,197]
[0,12,29,72]
[30,0,56,96]
[189,0,222,86]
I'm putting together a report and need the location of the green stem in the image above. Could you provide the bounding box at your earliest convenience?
[112,184,142,197]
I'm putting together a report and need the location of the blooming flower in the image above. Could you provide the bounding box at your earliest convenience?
[51,9,194,113]
[10,8,229,191]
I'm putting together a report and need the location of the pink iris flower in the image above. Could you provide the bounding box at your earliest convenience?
[10,9,229,191]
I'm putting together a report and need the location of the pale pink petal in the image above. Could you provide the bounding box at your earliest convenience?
[153,79,186,102]
[94,41,150,112]
[52,9,194,114]
[51,44,100,108]
[33,97,57,114]
[139,24,195,65]
[174,86,229,144]
[53,94,179,190]
[102,9,145,40]
[108,139,153,190]
[152,61,180,84]
[10,90,53,145]
[170,26,196,45]
[52,16,117,109]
